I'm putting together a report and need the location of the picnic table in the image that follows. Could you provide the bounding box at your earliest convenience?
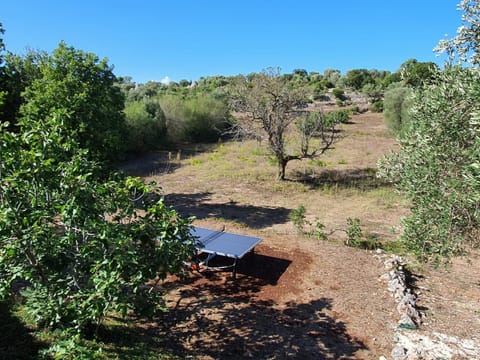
[189,227,262,279]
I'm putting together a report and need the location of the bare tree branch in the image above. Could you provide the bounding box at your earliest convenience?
[228,68,340,180]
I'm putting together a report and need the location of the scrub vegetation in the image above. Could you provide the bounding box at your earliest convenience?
[1,1,479,356]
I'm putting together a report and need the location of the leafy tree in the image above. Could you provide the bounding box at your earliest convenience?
[293,68,308,78]
[116,76,137,95]
[196,75,230,93]
[369,69,391,84]
[361,83,383,103]
[0,111,196,336]
[179,79,191,87]
[20,42,127,164]
[0,22,4,64]
[378,1,480,261]
[0,23,6,110]
[126,81,168,102]
[311,83,327,100]
[377,67,480,259]
[229,68,339,180]
[0,50,46,128]
[0,42,197,355]
[344,69,374,90]
[323,69,341,87]
[399,58,439,87]
[308,71,322,82]
[382,72,402,87]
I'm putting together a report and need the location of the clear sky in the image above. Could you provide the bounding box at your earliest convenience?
[2,1,462,84]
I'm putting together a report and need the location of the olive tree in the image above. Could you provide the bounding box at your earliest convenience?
[378,67,480,259]
[378,1,480,260]
[344,69,374,90]
[229,68,338,180]
[435,0,480,65]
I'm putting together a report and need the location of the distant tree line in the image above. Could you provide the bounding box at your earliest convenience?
[117,59,438,153]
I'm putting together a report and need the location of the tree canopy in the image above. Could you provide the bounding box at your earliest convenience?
[399,58,439,87]
[19,42,127,164]
[378,67,480,259]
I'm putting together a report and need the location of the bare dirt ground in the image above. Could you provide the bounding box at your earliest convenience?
[122,111,480,359]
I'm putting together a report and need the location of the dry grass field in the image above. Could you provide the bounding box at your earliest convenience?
[118,111,480,359]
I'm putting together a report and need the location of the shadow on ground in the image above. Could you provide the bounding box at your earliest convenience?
[166,279,366,359]
[95,247,366,359]
[0,301,48,359]
[119,145,219,177]
[291,167,389,190]
[194,250,292,285]
[165,192,291,229]
[98,283,367,359]
[118,151,182,177]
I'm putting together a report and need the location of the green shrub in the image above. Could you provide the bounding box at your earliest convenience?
[346,218,363,246]
[369,100,384,112]
[383,85,413,136]
[348,105,361,114]
[326,109,351,124]
[344,218,380,250]
[40,330,103,359]
[332,88,345,100]
[289,205,307,234]
[160,94,231,143]
[307,221,328,240]
[124,98,167,153]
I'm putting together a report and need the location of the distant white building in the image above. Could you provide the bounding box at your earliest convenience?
[160,76,171,85]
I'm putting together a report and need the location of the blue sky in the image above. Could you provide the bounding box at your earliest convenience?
[2,1,461,84]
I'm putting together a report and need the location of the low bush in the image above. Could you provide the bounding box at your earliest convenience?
[161,94,231,143]
[383,85,413,136]
[289,205,307,234]
[124,98,167,153]
[369,100,383,112]
[326,109,351,124]
[332,88,346,100]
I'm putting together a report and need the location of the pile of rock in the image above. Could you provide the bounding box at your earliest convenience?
[375,249,480,360]
[390,331,480,359]
[378,252,421,329]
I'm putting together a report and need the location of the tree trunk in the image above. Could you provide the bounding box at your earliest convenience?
[277,159,287,180]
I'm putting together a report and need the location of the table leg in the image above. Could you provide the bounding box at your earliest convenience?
[232,258,238,280]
